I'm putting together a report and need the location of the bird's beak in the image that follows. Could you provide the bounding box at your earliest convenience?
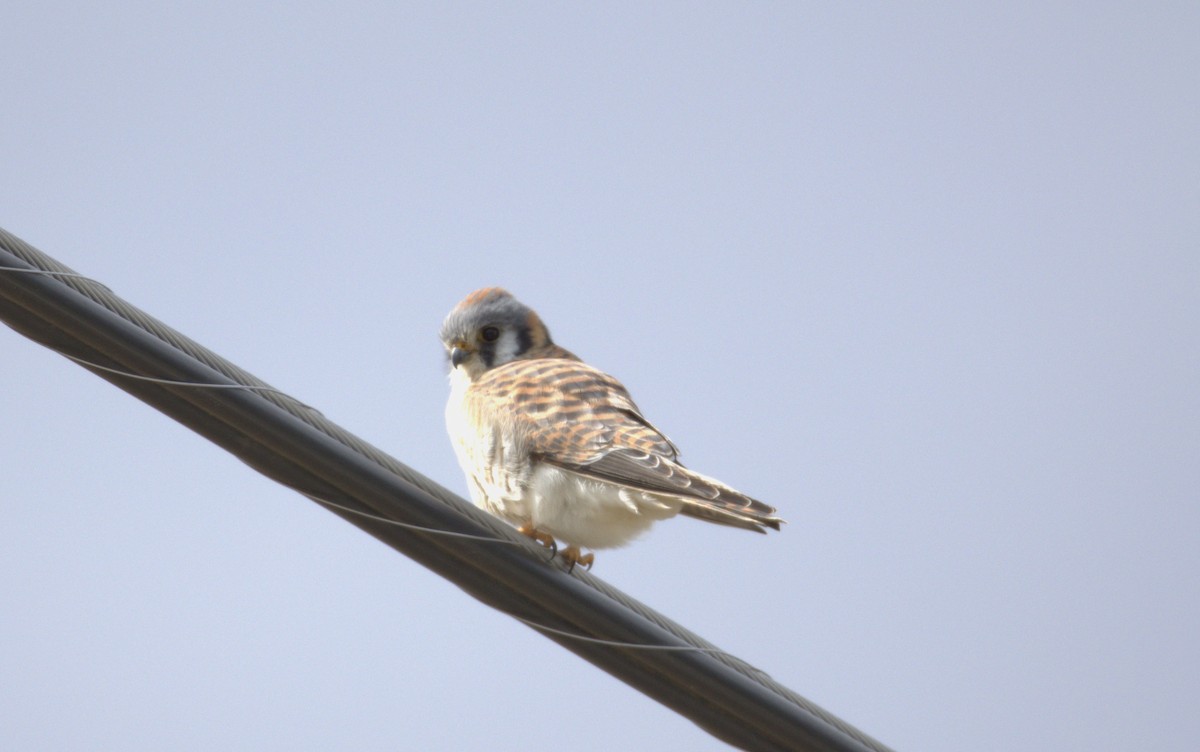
[450,346,470,368]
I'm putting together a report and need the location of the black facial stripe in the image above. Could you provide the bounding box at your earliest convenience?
[517,325,533,354]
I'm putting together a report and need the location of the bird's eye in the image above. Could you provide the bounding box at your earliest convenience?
[481,326,501,342]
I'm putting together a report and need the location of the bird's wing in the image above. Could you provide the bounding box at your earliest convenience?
[468,358,783,532]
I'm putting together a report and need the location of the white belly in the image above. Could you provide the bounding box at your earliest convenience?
[524,465,682,549]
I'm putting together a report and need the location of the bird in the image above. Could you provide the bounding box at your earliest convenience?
[440,287,783,570]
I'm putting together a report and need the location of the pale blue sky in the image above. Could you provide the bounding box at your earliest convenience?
[3,3,1197,750]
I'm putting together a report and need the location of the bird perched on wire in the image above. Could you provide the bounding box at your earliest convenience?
[440,288,783,570]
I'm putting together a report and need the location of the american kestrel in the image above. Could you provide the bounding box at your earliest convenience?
[441,288,783,570]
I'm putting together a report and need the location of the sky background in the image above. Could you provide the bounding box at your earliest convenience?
[2,3,1197,751]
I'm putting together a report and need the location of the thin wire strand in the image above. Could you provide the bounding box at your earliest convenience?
[61,352,290,393]
[2,266,299,402]
[0,265,113,290]
[302,493,527,546]
[305,493,728,654]
[511,614,729,653]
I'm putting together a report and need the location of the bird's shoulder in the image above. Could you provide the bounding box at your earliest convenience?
[465,356,679,463]
[472,356,629,404]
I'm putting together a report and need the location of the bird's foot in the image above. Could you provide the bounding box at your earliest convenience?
[517,524,558,560]
[560,545,594,573]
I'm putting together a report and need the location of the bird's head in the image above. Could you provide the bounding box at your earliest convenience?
[440,288,555,380]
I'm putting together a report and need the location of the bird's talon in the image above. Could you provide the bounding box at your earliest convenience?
[517,524,558,560]
[560,545,594,573]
